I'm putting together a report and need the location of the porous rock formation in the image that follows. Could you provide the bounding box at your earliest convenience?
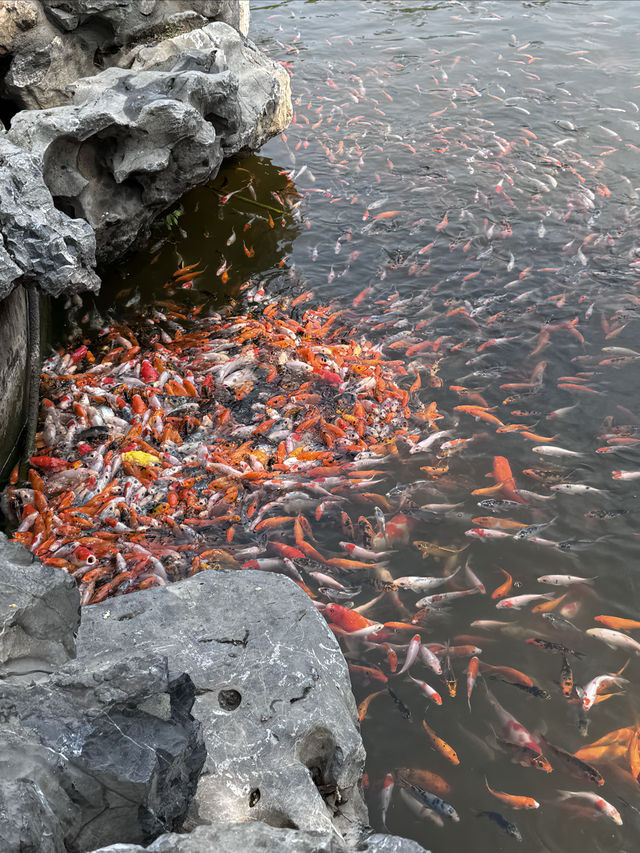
[7,21,292,263]
[0,136,99,299]
[0,1,250,110]
[77,569,368,841]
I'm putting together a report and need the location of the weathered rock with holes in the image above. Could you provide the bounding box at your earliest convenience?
[7,22,292,263]
[0,1,250,110]
[0,652,206,853]
[0,136,99,299]
[77,570,369,843]
[0,531,80,675]
[89,822,430,853]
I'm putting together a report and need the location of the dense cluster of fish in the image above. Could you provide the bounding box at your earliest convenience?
[250,5,640,844]
[8,273,640,844]
[5,0,640,850]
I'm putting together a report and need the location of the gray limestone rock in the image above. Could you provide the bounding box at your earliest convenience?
[77,570,368,843]
[0,531,80,675]
[0,136,99,298]
[0,653,206,852]
[89,823,429,853]
[7,22,292,262]
[1,1,250,110]
[361,834,429,853]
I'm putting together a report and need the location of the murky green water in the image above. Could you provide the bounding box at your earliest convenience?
[57,1,640,850]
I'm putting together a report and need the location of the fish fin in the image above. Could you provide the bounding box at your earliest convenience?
[617,658,631,677]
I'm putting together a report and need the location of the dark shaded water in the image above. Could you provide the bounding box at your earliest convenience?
[58,1,640,851]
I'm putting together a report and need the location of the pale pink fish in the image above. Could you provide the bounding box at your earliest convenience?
[419,644,443,675]
[340,541,393,562]
[398,633,422,674]
[465,561,486,593]
[497,593,555,610]
[417,588,482,608]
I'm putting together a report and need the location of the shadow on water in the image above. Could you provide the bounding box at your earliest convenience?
[90,153,302,322]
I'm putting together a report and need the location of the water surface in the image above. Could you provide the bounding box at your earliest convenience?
[83,1,640,850]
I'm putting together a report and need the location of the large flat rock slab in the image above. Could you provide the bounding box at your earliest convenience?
[77,570,368,842]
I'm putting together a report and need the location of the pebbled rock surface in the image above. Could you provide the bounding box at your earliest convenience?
[90,822,430,853]
[0,1,250,110]
[0,136,99,298]
[78,570,368,843]
[0,531,80,675]
[0,652,206,853]
[7,22,292,262]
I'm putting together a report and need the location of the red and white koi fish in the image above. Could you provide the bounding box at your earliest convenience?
[409,675,443,705]
[380,773,394,829]
[556,791,622,825]
[484,683,542,753]
[497,593,555,610]
[467,656,480,710]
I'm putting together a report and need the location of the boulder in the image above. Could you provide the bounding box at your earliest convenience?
[77,570,368,843]
[7,22,292,262]
[0,653,206,853]
[89,822,429,853]
[0,531,80,675]
[0,136,99,299]
[0,1,251,110]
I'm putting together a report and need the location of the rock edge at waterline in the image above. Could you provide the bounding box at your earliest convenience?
[0,534,428,853]
[7,21,292,264]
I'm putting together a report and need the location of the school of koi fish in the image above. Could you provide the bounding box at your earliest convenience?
[5,0,640,850]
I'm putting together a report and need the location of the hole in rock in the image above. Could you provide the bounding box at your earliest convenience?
[218,688,242,711]
[264,812,298,830]
[297,727,337,793]
[249,788,260,807]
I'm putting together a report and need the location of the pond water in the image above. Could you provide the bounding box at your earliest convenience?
[31,1,640,850]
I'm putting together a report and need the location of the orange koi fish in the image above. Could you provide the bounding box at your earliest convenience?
[485,778,539,809]
[421,719,460,765]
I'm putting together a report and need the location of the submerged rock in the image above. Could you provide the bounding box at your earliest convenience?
[0,136,99,298]
[7,22,291,262]
[0,1,250,110]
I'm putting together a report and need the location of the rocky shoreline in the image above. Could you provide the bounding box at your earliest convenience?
[0,534,426,852]
[0,0,290,464]
[0,6,427,849]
